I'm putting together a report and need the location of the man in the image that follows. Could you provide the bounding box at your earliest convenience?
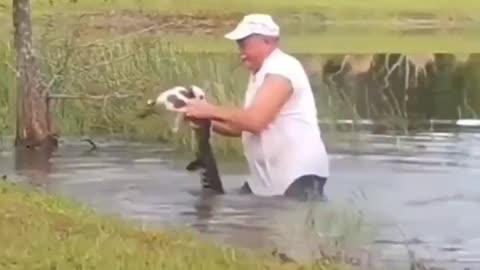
[184,14,329,201]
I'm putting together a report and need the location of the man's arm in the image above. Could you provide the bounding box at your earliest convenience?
[211,121,241,137]
[212,74,293,134]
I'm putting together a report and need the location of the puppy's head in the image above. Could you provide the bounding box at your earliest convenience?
[138,85,207,131]
[188,85,206,100]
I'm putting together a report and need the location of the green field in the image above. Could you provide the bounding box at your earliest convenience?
[1,0,480,54]
[3,0,480,20]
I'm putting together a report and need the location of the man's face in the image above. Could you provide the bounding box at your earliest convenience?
[236,35,268,72]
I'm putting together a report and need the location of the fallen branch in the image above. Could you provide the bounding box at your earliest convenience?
[383,54,406,89]
[80,138,97,152]
[382,54,407,119]
[47,93,143,100]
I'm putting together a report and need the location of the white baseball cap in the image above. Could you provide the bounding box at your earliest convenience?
[224,13,280,41]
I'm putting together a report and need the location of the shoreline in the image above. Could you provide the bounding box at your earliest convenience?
[0,180,345,270]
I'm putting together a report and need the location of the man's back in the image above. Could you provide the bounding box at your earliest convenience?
[242,48,329,196]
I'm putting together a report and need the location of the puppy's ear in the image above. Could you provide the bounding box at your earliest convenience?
[190,85,206,100]
[183,85,196,99]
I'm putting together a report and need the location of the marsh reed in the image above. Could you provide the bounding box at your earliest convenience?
[1,35,479,156]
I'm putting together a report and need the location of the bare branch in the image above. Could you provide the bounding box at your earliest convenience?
[80,138,97,152]
[47,93,143,100]
[382,54,406,118]
[383,54,406,88]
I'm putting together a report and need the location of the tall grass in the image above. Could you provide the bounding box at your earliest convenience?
[0,33,351,156]
[1,33,480,156]
[0,35,252,155]
[272,198,379,267]
[0,42,15,139]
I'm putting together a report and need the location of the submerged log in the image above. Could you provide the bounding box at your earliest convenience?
[13,0,57,152]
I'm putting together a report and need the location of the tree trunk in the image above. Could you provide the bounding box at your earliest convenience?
[13,0,57,151]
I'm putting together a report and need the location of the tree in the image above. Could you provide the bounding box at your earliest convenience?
[13,0,57,151]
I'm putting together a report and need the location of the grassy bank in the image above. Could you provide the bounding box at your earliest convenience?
[0,180,346,270]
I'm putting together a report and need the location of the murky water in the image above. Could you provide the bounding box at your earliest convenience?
[0,130,480,269]
[1,129,480,270]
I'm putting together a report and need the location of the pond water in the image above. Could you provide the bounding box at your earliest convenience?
[1,128,480,270]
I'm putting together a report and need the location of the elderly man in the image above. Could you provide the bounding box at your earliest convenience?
[184,14,329,201]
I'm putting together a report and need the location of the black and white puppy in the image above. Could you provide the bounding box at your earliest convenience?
[139,85,206,132]
[138,85,225,194]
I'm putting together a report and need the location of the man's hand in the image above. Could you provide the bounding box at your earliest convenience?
[184,99,219,119]
[182,114,203,126]
[183,73,292,134]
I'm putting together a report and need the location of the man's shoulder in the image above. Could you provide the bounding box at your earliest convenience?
[269,49,301,65]
[263,49,304,76]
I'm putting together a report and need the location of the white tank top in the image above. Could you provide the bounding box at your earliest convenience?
[241,48,329,196]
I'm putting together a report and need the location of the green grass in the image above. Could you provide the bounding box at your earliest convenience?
[0,180,349,270]
[2,0,480,55]
[3,0,480,20]
[2,0,480,54]
[22,17,480,54]
[0,38,253,157]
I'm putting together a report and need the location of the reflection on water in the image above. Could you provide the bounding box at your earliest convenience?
[312,52,480,125]
[1,130,480,269]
